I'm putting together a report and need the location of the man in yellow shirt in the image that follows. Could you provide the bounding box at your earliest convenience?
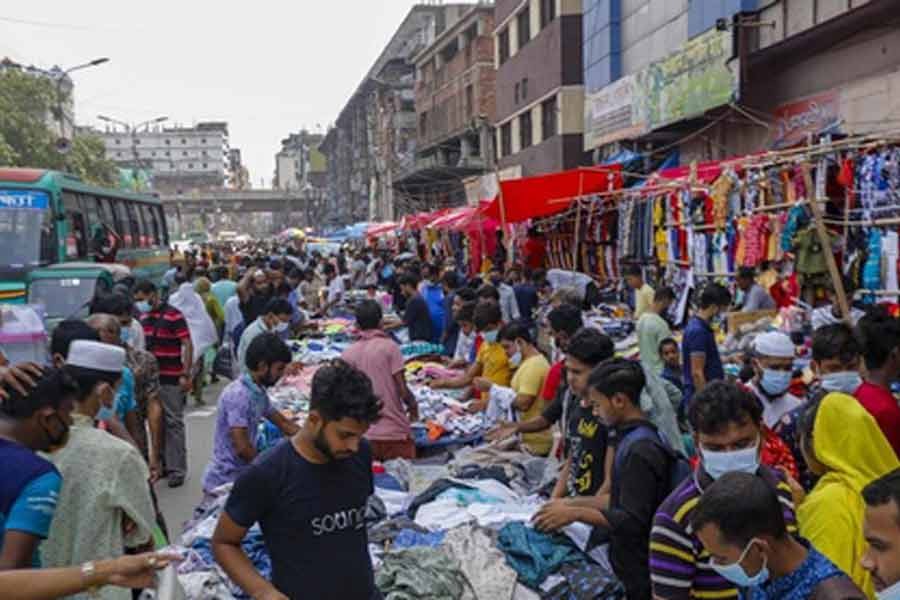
[625,265,655,320]
[431,302,510,403]
[475,322,552,455]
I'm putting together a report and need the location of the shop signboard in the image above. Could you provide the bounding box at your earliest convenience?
[633,28,738,131]
[584,75,643,150]
[770,90,842,149]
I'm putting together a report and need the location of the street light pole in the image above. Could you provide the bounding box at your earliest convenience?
[54,57,110,142]
[97,114,168,190]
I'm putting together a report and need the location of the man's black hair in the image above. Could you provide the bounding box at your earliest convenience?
[322,263,336,276]
[587,358,645,406]
[90,292,132,317]
[473,301,502,332]
[856,306,900,370]
[624,265,643,278]
[659,337,679,354]
[654,286,676,303]
[863,469,900,520]
[269,259,283,272]
[811,322,861,364]
[736,266,757,281]
[547,304,584,336]
[698,283,732,309]
[456,287,476,303]
[133,279,157,295]
[245,332,292,371]
[456,302,475,324]
[0,368,79,419]
[309,359,381,423]
[287,267,302,280]
[64,364,122,402]
[355,300,383,331]
[691,471,788,547]
[51,319,100,358]
[499,322,532,345]
[263,298,293,317]
[441,270,459,289]
[477,284,501,302]
[397,273,419,288]
[566,328,615,367]
[689,381,763,435]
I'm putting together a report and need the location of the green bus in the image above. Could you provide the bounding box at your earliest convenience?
[0,168,170,310]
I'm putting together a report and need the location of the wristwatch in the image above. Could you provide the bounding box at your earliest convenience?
[81,561,101,597]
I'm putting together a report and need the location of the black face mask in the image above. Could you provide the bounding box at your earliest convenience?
[43,414,70,452]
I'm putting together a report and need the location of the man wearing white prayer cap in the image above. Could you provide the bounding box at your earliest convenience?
[749,331,802,427]
[43,339,157,597]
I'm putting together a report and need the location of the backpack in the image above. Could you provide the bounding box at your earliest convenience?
[613,424,692,495]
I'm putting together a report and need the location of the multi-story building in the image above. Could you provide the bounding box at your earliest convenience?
[275,130,326,191]
[493,0,586,177]
[582,0,900,165]
[98,121,231,193]
[227,148,250,190]
[394,4,497,214]
[320,3,476,226]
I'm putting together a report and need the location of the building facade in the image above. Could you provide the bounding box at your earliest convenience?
[275,130,326,191]
[320,3,475,226]
[98,121,232,193]
[493,0,586,177]
[395,4,497,214]
[582,0,900,166]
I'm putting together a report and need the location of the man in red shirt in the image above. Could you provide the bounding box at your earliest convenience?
[855,307,900,458]
[523,227,546,271]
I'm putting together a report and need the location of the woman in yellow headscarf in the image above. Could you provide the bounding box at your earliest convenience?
[799,391,900,598]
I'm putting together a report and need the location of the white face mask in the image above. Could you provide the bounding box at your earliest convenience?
[820,371,863,394]
[877,579,900,600]
[701,437,761,480]
[274,321,289,333]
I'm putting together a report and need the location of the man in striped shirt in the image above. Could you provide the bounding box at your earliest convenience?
[651,381,798,600]
[134,280,193,488]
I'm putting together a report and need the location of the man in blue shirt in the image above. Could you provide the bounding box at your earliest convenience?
[682,283,731,411]
[509,267,539,335]
[693,471,865,600]
[0,367,78,569]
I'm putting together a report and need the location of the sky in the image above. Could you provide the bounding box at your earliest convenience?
[0,1,422,187]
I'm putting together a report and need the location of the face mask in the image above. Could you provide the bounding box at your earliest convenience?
[120,328,131,344]
[877,580,900,600]
[760,368,792,396]
[820,371,862,394]
[43,414,70,452]
[96,404,115,422]
[274,321,289,333]
[135,300,152,313]
[702,437,760,480]
[509,347,523,368]
[483,330,499,344]
[710,539,769,588]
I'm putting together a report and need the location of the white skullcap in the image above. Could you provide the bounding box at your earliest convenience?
[754,331,794,358]
[66,340,126,373]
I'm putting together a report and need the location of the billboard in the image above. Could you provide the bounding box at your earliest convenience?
[584,75,644,150]
[770,90,842,149]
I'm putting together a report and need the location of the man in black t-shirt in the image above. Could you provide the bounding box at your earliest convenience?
[212,360,382,600]
[398,273,433,342]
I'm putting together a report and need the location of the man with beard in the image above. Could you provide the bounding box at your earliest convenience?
[237,268,275,325]
[201,334,300,496]
[213,359,381,600]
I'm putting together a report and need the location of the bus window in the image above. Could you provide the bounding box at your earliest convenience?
[140,204,158,246]
[154,206,169,245]
[78,194,100,233]
[61,192,87,259]
[110,199,132,247]
[96,196,116,231]
[124,202,143,248]
[134,203,149,247]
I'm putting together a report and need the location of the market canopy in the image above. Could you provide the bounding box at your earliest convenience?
[481,166,623,223]
[366,222,400,238]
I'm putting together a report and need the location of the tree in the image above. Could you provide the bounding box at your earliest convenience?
[0,70,117,186]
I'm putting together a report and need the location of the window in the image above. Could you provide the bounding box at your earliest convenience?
[420,111,428,138]
[519,110,533,150]
[202,163,208,169]
[124,202,142,248]
[61,192,87,259]
[151,151,156,157]
[134,139,141,145]
[498,28,510,65]
[541,96,558,140]
[201,138,206,144]
[181,138,187,144]
[514,82,520,104]
[182,151,188,156]
[202,150,208,157]
[188,163,194,169]
[116,152,122,158]
[500,122,512,157]
[114,139,121,145]
[165,139,171,145]
[465,85,474,118]
[521,78,529,101]
[141,204,161,245]
[540,0,556,29]
[517,7,531,48]
[154,206,168,244]
[109,199,132,247]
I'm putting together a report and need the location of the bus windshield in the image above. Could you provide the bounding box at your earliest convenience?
[0,190,52,268]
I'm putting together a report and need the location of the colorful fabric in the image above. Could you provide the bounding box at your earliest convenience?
[497,522,584,588]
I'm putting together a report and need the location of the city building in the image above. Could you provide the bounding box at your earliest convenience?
[320,2,476,226]
[227,148,250,190]
[492,0,586,177]
[582,0,900,166]
[275,130,326,191]
[394,3,497,214]
[97,121,232,193]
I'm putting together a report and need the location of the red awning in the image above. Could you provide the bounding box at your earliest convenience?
[481,166,622,223]
[366,222,400,238]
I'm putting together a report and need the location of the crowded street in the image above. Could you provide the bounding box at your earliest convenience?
[3,2,900,600]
